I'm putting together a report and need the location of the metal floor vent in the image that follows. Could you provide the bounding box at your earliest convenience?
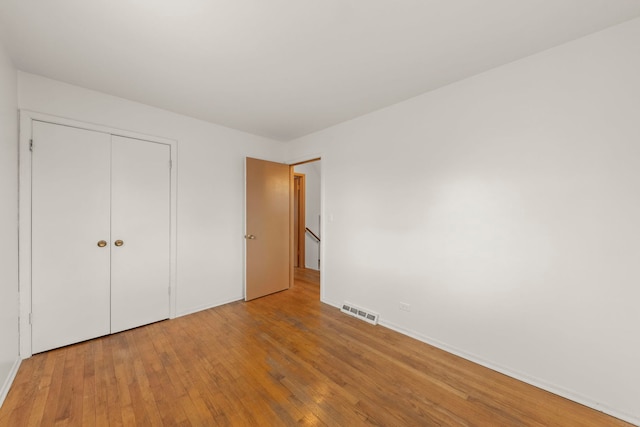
[340,301,379,325]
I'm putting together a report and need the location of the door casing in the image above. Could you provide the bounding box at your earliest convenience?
[18,110,178,358]
[293,173,306,269]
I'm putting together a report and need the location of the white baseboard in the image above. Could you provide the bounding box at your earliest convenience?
[0,358,21,409]
[320,298,341,309]
[378,319,639,426]
[174,296,243,318]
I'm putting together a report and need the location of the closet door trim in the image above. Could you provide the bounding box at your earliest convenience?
[18,110,178,358]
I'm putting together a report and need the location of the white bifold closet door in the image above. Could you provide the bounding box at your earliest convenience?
[110,136,170,333]
[31,121,170,354]
[32,122,112,353]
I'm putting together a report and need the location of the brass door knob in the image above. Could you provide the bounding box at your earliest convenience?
[97,240,107,247]
[245,234,256,240]
[114,240,124,247]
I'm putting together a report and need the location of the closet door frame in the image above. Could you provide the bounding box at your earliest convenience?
[18,110,178,358]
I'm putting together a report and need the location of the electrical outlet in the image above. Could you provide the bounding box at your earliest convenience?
[399,302,411,312]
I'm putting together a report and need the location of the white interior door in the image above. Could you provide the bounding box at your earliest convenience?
[31,121,111,354]
[110,136,171,333]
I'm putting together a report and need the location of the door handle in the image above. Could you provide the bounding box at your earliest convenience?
[97,240,108,247]
[245,234,256,240]
[114,240,124,247]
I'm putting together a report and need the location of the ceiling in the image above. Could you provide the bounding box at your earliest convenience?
[2,1,640,141]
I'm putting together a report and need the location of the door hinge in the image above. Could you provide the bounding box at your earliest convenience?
[28,313,32,324]
[169,160,172,169]
[168,287,171,296]
[29,139,33,151]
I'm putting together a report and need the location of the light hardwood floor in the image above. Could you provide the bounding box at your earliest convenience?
[0,269,631,426]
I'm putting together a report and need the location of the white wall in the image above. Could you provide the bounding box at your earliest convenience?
[0,40,19,404]
[18,73,286,316]
[286,17,640,424]
[294,161,321,270]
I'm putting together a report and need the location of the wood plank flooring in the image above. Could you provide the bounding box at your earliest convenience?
[0,269,632,426]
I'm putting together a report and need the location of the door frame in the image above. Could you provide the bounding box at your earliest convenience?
[18,110,178,358]
[293,173,306,269]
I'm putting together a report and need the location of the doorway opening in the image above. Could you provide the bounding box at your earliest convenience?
[291,158,321,288]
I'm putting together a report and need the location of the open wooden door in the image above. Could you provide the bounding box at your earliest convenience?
[245,157,292,301]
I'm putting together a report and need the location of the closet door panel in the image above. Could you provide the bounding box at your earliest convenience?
[110,136,171,333]
[31,121,112,353]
